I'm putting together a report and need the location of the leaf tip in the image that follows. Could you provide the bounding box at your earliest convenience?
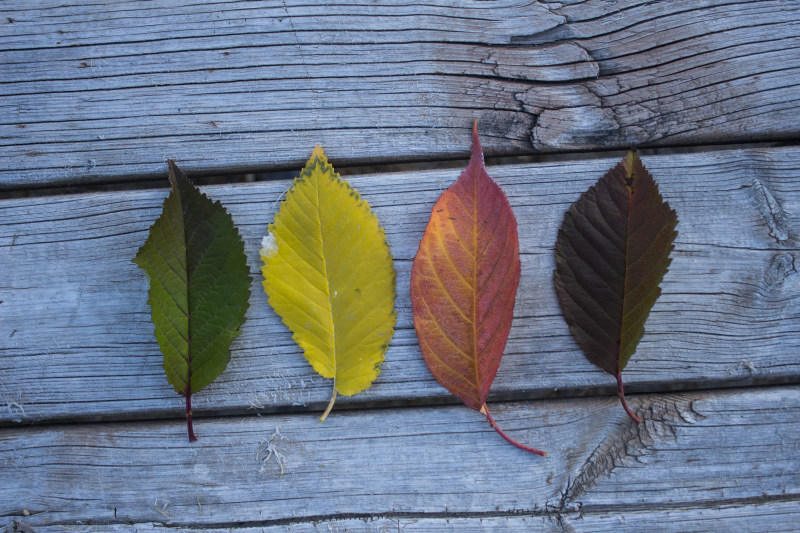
[471,119,482,155]
[620,150,636,181]
[166,159,185,190]
[310,145,326,164]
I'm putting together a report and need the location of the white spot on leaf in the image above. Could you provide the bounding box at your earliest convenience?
[260,233,278,258]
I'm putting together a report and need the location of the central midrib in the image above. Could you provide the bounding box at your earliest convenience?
[180,186,192,398]
[619,179,634,375]
[472,169,480,399]
[315,167,338,385]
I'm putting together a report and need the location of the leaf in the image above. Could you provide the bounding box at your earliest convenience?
[410,121,545,456]
[133,161,251,442]
[261,147,396,422]
[553,151,678,422]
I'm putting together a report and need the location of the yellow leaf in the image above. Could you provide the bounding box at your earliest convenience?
[261,146,396,421]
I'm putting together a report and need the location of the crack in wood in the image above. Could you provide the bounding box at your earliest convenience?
[7,494,800,531]
[557,395,707,510]
[509,20,574,46]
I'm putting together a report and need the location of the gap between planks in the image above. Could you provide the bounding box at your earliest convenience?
[0,139,796,197]
[0,380,796,432]
[9,497,800,532]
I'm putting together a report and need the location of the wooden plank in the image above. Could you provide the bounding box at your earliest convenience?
[2,0,800,187]
[1,147,798,424]
[2,386,799,528]
[563,502,800,533]
[12,500,800,532]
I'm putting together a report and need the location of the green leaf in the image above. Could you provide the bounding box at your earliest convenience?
[553,151,678,422]
[261,147,396,422]
[133,161,251,441]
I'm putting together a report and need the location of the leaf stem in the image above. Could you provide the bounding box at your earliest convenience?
[319,389,337,423]
[186,394,197,442]
[481,404,545,456]
[616,372,642,423]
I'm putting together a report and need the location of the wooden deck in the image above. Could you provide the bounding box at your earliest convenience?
[1,1,799,531]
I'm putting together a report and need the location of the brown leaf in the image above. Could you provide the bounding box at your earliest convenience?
[554,151,678,422]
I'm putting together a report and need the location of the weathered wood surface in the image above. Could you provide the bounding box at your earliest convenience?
[10,499,800,533]
[1,147,798,424]
[2,386,798,530]
[13,500,800,533]
[3,0,800,188]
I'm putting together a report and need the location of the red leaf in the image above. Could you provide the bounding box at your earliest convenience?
[410,121,544,456]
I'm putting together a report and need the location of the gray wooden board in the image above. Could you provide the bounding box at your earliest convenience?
[1,147,798,424]
[9,500,800,532]
[1,386,799,528]
[2,0,800,187]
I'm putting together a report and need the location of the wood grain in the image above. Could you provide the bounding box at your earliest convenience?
[15,502,800,533]
[1,148,798,424]
[2,0,800,187]
[2,386,799,529]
